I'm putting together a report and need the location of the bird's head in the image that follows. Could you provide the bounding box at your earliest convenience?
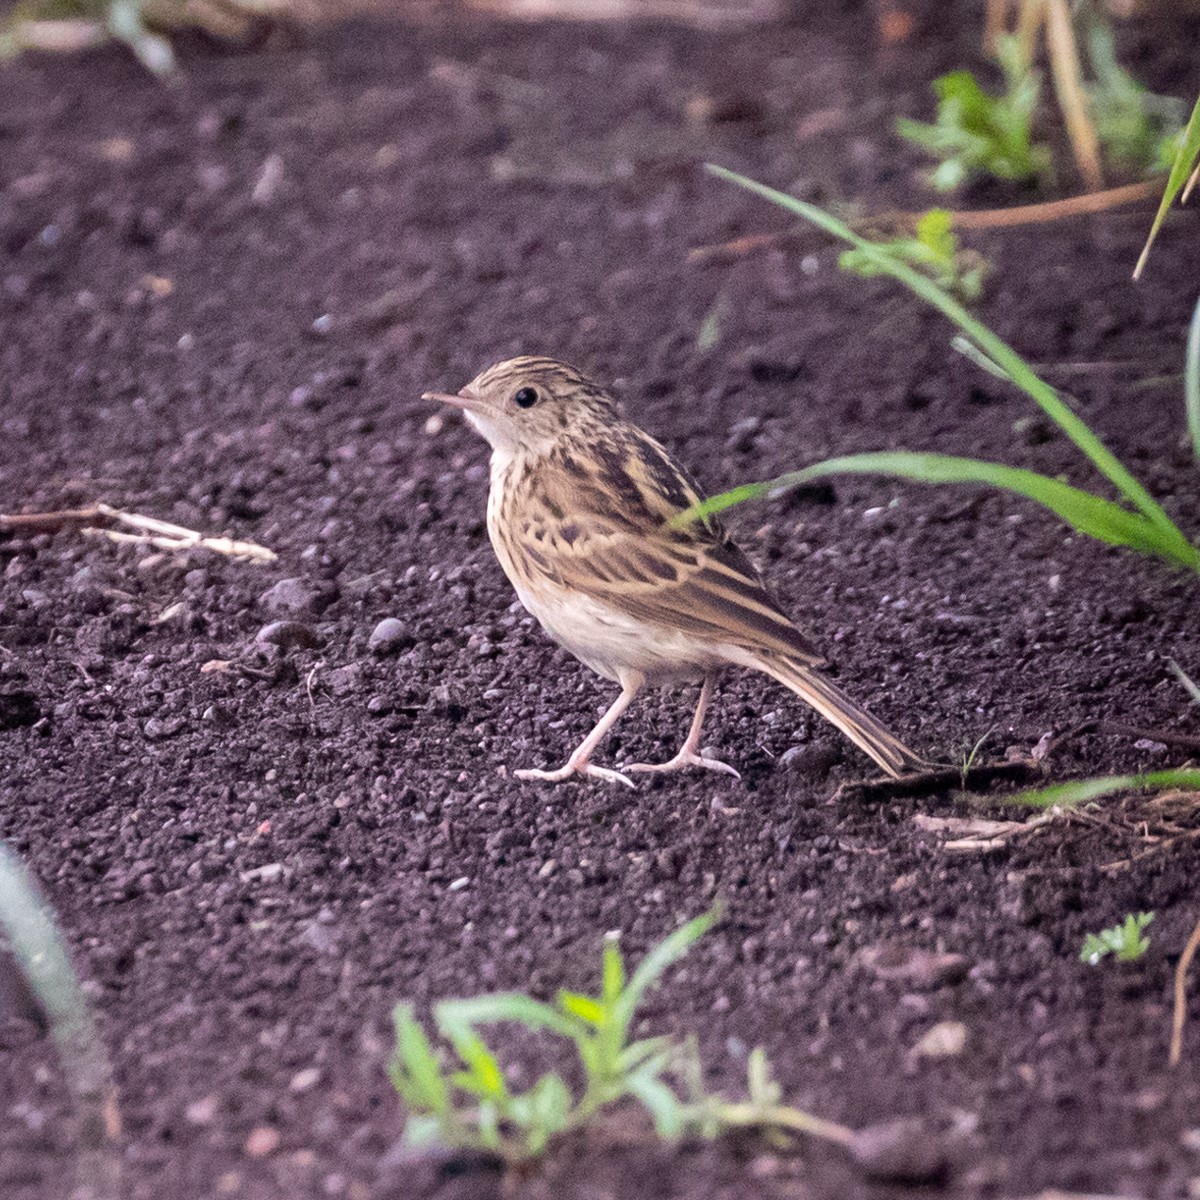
[423,356,619,458]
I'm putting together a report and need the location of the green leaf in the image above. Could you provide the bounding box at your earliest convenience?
[612,905,720,1043]
[400,1113,449,1149]
[390,1005,450,1112]
[1081,912,1154,964]
[679,450,1199,569]
[1135,95,1200,279]
[444,1030,509,1101]
[625,1071,686,1138]
[602,937,625,1007]
[1004,768,1200,810]
[557,990,607,1026]
[746,1048,781,1108]
[896,36,1051,191]
[436,993,578,1040]
[616,1034,675,1074]
[1187,291,1200,462]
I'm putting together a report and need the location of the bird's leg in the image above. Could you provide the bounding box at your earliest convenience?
[514,680,639,789]
[622,675,740,779]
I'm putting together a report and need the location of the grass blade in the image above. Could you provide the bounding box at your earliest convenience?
[1188,291,1200,461]
[1168,658,1200,705]
[679,451,1200,570]
[705,163,1187,543]
[391,1005,450,1112]
[437,992,579,1040]
[1005,767,1200,809]
[1135,94,1200,279]
[0,844,121,1195]
[612,905,720,1041]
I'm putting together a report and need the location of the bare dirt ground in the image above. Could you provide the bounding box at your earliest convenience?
[2,4,1200,1198]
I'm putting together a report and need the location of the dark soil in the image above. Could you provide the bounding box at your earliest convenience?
[3,4,1200,1198]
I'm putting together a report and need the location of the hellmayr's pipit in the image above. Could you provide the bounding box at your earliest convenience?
[423,356,924,788]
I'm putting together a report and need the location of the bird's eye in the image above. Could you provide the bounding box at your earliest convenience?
[513,386,538,409]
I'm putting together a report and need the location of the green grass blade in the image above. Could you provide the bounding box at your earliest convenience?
[602,937,625,1007]
[1134,94,1200,279]
[624,1071,686,1138]
[705,164,1187,540]
[0,844,118,1146]
[612,905,720,1042]
[1169,657,1200,704]
[678,451,1200,570]
[391,1005,450,1112]
[445,1031,509,1102]
[558,990,606,1026]
[1187,291,1200,461]
[1004,767,1200,809]
[436,993,579,1040]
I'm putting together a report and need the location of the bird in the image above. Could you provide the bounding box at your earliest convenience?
[422,356,924,788]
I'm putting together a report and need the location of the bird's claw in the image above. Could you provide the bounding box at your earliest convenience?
[621,751,741,780]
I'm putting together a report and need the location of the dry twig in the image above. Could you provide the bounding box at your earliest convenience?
[1170,916,1200,1068]
[1,502,276,562]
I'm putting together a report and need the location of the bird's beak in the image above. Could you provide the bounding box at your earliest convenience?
[421,387,486,415]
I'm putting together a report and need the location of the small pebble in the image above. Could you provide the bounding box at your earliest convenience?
[255,620,322,650]
[289,1067,322,1093]
[259,577,335,617]
[144,716,185,741]
[851,1118,949,1183]
[860,943,971,989]
[244,1126,281,1157]
[185,1095,219,1126]
[910,1020,968,1060]
[368,617,410,654]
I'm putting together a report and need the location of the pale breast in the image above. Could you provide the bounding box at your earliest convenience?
[485,451,719,685]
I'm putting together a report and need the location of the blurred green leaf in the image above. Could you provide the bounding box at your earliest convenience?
[558,990,606,1026]
[897,36,1052,191]
[1135,95,1200,279]
[1004,767,1200,810]
[613,906,720,1043]
[391,1005,450,1113]
[1187,291,1200,461]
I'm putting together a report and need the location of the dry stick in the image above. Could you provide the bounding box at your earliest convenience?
[1045,0,1104,191]
[686,181,1162,263]
[0,502,276,562]
[1184,159,1200,206]
[1170,916,1200,1068]
[1099,826,1200,875]
[1014,0,1047,67]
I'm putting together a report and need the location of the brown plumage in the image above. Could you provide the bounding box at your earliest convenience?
[423,356,923,787]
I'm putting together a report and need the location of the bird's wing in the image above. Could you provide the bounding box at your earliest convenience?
[519,430,827,667]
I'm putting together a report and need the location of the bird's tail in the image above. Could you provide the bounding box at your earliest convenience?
[757,654,924,778]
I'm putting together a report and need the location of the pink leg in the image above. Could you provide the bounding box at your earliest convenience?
[622,676,740,779]
[514,680,640,789]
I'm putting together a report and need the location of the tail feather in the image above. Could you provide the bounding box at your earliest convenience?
[757,655,923,778]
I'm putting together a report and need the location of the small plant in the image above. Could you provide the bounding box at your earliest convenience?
[698,165,1200,575]
[839,210,988,303]
[1081,912,1154,965]
[390,906,852,1163]
[1079,7,1183,177]
[898,36,1053,192]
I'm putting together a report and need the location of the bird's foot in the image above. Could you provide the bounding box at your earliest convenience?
[621,750,741,780]
[514,762,636,790]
